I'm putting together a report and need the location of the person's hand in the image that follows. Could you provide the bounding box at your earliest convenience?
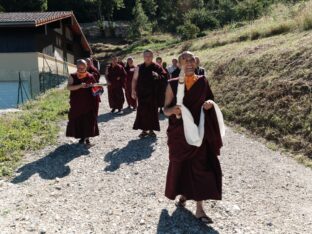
[132,90,137,100]
[80,83,89,88]
[171,105,181,116]
[203,100,213,110]
[117,77,121,81]
[152,71,159,79]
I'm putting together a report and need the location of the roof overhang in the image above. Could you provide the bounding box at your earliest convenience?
[0,12,93,54]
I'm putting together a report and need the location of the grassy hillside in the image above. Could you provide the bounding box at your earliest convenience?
[0,89,69,177]
[115,2,312,166]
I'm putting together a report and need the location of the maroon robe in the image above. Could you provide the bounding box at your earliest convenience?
[133,62,166,131]
[88,65,100,82]
[125,65,137,108]
[165,76,223,201]
[107,64,126,110]
[66,73,100,139]
[158,68,169,108]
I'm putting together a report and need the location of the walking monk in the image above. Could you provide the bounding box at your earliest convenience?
[132,49,166,138]
[125,57,137,110]
[156,57,168,114]
[66,59,100,146]
[164,51,223,224]
[86,58,100,82]
[106,56,126,114]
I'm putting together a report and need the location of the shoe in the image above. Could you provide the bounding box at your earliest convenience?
[116,109,123,115]
[148,131,156,137]
[78,138,85,144]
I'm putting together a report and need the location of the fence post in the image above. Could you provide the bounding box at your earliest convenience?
[29,73,33,98]
[17,72,20,107]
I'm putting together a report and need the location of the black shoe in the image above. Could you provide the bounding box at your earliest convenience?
[149,131,156,137]
[78,138,85,144]
[85,139,94,148]
[116,109,123,115]
[111,109,116,113]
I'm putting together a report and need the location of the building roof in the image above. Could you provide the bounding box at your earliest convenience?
[0,12,73,27]
[0,12,92,54]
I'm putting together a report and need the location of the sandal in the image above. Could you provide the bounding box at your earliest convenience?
[197,215,213,224]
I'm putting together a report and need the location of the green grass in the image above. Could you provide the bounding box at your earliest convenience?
[0,89,69,177]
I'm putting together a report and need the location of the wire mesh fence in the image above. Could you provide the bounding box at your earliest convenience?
[0,70,69,109]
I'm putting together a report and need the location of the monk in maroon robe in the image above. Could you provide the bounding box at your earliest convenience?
[87,58,100,82]
[164,52,223,224]
[66,59,100,146]
[118,57,126,68]
[106,56,126,114]
[156,57,168,114]
[125,57,137,110]
[132,49,166,138]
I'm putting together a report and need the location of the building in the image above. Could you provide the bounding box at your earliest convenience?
[0,11,93,109]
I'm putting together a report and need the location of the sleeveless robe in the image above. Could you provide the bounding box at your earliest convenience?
[66,73,100,139]
[133,62,166,131]
[125,65,137,108]
[107,64,126,110]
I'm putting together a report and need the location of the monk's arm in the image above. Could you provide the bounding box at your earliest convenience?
[164,84,180,117]
[203,80,215,110]
[67,75,84,91]
[120,67,127,82]
[105,66,111,85]
[131,66,139,99]
[206,79,214,101]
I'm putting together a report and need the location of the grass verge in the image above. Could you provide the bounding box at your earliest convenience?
[0,89,69,177]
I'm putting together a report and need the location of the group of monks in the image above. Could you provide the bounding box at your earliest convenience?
[65,50,222,224]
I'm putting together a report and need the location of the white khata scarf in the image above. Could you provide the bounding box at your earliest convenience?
[176,72,225,147]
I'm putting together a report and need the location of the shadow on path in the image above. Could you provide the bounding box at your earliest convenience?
[104,137,156,172]
[11,144,90,184]
[157,208,219,234]
[98,107,134,123]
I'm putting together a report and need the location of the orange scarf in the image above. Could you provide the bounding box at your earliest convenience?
[77,71,88,79]
[185,75,198,90]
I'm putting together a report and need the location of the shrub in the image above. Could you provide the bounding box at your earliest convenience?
[234,0,266,21]
[185,8,220,31]
[296,3,312,31]
[177,21,200,40]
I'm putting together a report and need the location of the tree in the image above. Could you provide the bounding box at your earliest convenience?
[128,0,151,38]
[99,0,125,20]
[185,8,219,31]
[156,0,180,32]
[0,0,47,11]
[142,0,158,20]
[177,20,200,40]
[48,0,98,22]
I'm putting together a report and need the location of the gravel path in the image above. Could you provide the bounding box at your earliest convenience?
[0,88,312,234]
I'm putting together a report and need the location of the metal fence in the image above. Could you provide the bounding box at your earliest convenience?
[0,69,69,109]
[39,72,67,93]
